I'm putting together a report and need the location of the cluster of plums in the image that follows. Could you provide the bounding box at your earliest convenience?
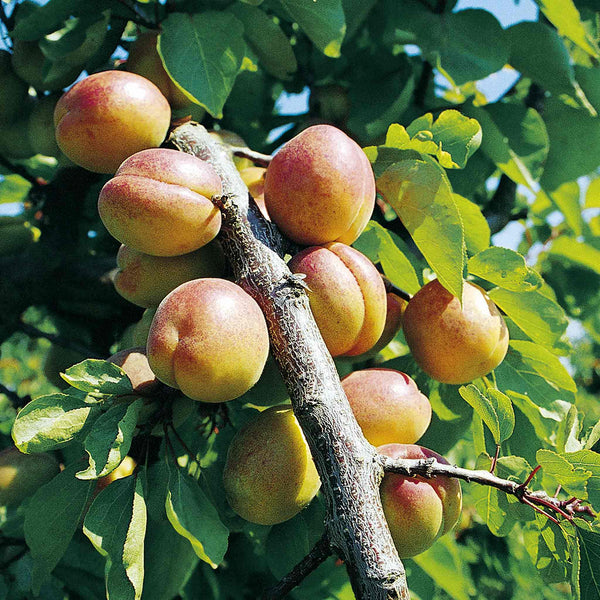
[2,54,511,557]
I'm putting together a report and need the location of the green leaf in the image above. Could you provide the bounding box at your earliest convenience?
[353,221,421,295]
[266,513,311,580]
[165,467,229,568]
[77,399,143,480]
[534,0,600,59]
[228,4,296,79]
[12,392,100,453]
[488,288,568,353]
[495,347,573,446]
[537,449,590,498]
[464,103,549,188]
[0,175,32,204]
[274,0,345,58]
[62,359,133,395]
[540,98,600,192]
[544,182,585,237]
[509,340,577,394]
[548,236,600,275]
[376,156,464,299]
[84,474,147,600]
[159,12,246,119]
[412,535,476,600]
[459,384,514,444]
[562,451,600,508]
[11,0,82,40]
[575,521,600,599]
[24,462,96,593]
[452,194,490,256]
[585,178,600,208]
[468,247,542,292]
[526,514,570,584]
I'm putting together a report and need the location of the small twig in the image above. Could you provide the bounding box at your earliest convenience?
[18,323,103,359]
[261,534,332,600]
[490,445,500,473]
[0,382,30,409]
[380,456,595,522]
[230,146,272,167]
[381,276,412,302]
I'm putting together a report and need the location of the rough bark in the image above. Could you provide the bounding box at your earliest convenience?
[169,122,410,600]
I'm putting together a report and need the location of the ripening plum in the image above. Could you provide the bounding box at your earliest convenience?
[147,278,269,402]
[264,125,375,245]
[113,242,226,308]
[402,280,509,384]
[54,71,171,173]
[223,405,320,525]
[0,446,60,506]
[288,242,386,356]
[378,443,462,558]
[98,148,222,256]
[341,369,431,446]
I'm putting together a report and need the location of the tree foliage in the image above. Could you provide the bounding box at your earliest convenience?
[0,0,600,599]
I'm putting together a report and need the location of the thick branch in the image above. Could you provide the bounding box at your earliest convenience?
[380,456,595,520]
[169,122,410,600]
[261,535,332,600]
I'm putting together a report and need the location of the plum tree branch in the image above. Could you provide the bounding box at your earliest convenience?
[260,534,332,600]
[169,122,411,600]
[380,455,596,521]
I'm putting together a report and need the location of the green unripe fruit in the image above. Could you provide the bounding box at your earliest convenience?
[0,446,60,506]
[223,405,321,525]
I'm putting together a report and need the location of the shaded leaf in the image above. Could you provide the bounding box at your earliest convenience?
[84,474,147,600]
[159,12,246,118]
[24,462,96,593]
[575,521,600,600]
[228,4,296,79]
[274,0,345,58]
[452,194,490,256]
[376,156,464,299]
[165,467,229,568]
[12,392,100,453]
[468,247,542,292]
[62,359,133,395]
[77,399,144,480]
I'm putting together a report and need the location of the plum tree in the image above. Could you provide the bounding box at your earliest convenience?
[222,405,321,525]
[288,242,386,356]
[264,124,375,245]
[113,242,226,308]
[378,444,462,558]
[147,278,269,402]
[98,148,222,255]
[341,369,431,447]
[0,446,60,506]
[54,71,171,173]
[402,279,509,384]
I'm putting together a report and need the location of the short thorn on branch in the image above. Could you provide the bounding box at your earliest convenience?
[380,456,596,524]
[260,534,332,600]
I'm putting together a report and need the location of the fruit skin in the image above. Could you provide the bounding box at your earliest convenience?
[403,280,509,384]
[288,243,386,357]
[223,405,320,525]
[125,31,192,110]
[98,148,222,256]
[371,292,407,354]
[239,166,269,219]
[0,50,29,124]
[108,347,159,394]
[264,124,375,245]
[0,446,60,506]
[341,369,431,447]
[113,242,226,308]
[54,70,171,173]
[378,444,462,558]
[147,278,269,403]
